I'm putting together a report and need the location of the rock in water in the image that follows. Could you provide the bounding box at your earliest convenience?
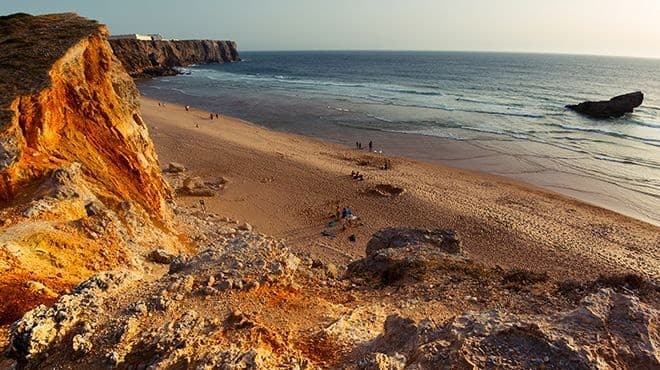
[566,91,644,118]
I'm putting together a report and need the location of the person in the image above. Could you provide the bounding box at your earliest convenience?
[209,113,214,120]
[158,102,161,107]
[199,199,206,211]
[356,141,359,149]
[215,113,219,119]
[369,141,373,151]
[185,105,190,111]
[358,142,362,150]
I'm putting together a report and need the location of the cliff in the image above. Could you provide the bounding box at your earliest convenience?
[0,13,180,326]
[109,38,240,78]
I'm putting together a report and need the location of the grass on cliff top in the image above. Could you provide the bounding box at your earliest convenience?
[0,13,103,119]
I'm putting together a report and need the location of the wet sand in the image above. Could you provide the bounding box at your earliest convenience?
[142,97,660,281]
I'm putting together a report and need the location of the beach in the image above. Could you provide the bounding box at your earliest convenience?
[142,97,660,281]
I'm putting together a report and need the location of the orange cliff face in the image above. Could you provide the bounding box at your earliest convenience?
[0,13,180,325]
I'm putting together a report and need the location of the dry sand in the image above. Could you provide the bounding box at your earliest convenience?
[141,97,659,281]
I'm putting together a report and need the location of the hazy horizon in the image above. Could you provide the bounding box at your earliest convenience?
[3,0,660,59]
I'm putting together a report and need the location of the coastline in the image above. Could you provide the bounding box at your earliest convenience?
[139,86,660,227]
[141,96,659,281]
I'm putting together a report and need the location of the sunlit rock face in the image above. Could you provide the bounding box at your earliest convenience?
[0,13,177,324]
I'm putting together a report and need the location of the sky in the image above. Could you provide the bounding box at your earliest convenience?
[2,0,660,58]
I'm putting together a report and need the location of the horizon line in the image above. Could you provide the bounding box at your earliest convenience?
[237,48,660,61]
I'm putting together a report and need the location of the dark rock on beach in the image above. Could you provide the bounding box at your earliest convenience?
[566,91,644,118]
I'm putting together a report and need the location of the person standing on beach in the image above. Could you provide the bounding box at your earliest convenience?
[369,141,373,151]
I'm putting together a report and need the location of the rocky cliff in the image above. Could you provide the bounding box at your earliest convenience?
[0,13,180,327]
[109,38,240,78]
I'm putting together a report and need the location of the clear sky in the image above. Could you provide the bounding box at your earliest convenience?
[2,0,660,58]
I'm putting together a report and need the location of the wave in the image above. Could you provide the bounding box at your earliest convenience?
[627,118,660,129]
[543,123,660,146]
[383,88,443,96]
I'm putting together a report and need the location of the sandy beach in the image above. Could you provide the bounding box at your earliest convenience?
[142,97,659,281]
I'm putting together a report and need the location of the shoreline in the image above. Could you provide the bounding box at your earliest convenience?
[139,87,659,227]
[141,96,659,281]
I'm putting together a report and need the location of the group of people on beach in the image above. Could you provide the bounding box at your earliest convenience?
[335,205,359,230]
[355,140,374,151]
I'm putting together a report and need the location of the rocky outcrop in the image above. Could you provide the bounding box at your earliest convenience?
[6,217,658,369]
[6,227,307,369]
[566,91,644,118]
[109,38,240,78]
[357,289,659,369]
[0,13,178,325]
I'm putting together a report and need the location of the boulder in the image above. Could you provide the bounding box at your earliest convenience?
[366,228,461,256]
[566,91,644,118]
[148,249,175,264]
[166,162,186,173]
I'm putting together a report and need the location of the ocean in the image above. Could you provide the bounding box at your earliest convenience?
[138,51,660,225]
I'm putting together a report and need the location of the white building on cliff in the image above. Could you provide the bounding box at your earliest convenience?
[109,34,163,41]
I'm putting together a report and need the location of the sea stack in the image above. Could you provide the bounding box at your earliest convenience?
[566,91,644,118]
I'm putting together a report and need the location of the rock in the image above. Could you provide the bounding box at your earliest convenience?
[148,249,175,264]
[566,91,644,118]
[238,222,253,231]
[366,228,462,256]
[25,281,58,299]
[361,352,407,370]
[71,333,93,353]
[367,184,406,198]
[325,263,340,279]
[0,12,177,325]
[7,272,133,363]
[166,162,186,173]
[356,289,659,369]
[179,176,216,197]
[84,201,103,217]
[109,39,240,78]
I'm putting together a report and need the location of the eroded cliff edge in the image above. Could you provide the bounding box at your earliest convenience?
[0,13,180,325]
[109,38,240,78]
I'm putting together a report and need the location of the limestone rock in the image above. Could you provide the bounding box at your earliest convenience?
[356,289,659,369]
[148,248,175,264]
[179,176,215,196]
[366,228,462,256]
[109,38,240,78]
[0,12,177,322]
